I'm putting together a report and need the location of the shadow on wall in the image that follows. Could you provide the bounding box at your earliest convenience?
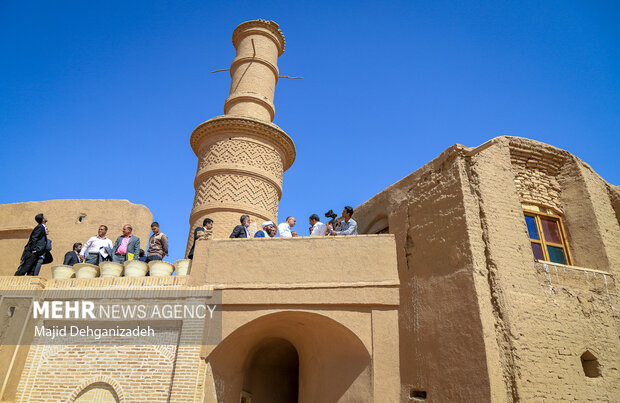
[243,338,299,402]
[207,311,372,402]
[73,382,120,402]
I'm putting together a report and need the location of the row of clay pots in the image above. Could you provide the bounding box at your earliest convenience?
[51,259,192,279]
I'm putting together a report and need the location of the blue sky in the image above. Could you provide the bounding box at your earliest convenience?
[1,1,618,262]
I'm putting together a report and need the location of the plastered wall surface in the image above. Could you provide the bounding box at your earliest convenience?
[0,200,152,277]
[355,136,619,402]
[0,235,401,402]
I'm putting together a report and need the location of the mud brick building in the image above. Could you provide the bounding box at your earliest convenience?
[0,19,617,403]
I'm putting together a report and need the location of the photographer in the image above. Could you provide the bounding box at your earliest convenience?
[328,206,358,236]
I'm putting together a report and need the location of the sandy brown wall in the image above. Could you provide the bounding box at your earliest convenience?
[356,136,620,402]
[465,137,620,401]
[356,145,493,402]
[0,200,152,277]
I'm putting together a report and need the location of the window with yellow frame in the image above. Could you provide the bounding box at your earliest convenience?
[523,204,572,265]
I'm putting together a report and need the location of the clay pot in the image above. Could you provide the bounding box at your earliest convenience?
[100,262,124,278]
[148,260,175,277]
[174,259,192,276]
[123,260,148,277]
[51,264,75,279]
[74,263,100,279]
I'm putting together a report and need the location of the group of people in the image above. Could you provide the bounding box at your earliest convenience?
[186,206,359,259]
[15,206,359,275]
[15,215,169,276]
[77,222,169,266]
[229,206,358,239]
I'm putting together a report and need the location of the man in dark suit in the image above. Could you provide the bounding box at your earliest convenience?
[229,214,251,238]
[188,218,213,259]
[63,242,82,266]
[15,213,48,276]
[33,234,53,276]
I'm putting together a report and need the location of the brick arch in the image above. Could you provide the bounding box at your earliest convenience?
[67,376,125,402]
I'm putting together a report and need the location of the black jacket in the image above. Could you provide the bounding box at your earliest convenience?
[188,226,205,259]
[229,225,249,238]
[63,251,80,266]
[24,224,47,256]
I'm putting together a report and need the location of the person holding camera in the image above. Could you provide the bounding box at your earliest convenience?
[328,206,358,236]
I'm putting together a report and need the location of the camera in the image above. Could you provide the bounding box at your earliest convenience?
[324,209,340,231]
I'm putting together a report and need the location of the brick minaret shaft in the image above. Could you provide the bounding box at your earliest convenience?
[186,19,296,252]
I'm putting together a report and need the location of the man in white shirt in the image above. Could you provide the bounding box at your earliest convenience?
[309,214,327,236]
[277,216,298,237]
[80,225,114,265]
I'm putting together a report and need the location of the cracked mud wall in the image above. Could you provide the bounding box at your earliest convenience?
[356,136,619,402]
[356,145,493,402]
[465,137,619,401]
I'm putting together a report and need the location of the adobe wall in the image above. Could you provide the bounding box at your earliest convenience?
[466,137,619,401]
[355,136,620,402]
[0,200,152,277]
[1,235,401,402]
[355,145,494,402]
[192,235,402,403]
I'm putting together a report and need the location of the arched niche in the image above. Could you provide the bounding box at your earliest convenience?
[68,377,124,403]
[73,382,120,402]
[580,350,602,378]
[206,311,372,403]
[364,215,389,235]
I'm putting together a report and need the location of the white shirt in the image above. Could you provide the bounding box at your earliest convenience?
[310,221,327,236]
[80,236,113,257]
[278,222,293,237]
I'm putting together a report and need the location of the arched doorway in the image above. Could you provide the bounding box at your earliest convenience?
[241,338,299,402]
[206,311,372,402]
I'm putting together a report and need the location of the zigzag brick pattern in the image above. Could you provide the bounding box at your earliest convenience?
[197,139,283,181]
[192,173,279,215]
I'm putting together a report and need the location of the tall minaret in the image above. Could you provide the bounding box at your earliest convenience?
[187,19,295,251]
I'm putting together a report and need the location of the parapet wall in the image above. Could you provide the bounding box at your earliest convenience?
[190,234,399,288]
